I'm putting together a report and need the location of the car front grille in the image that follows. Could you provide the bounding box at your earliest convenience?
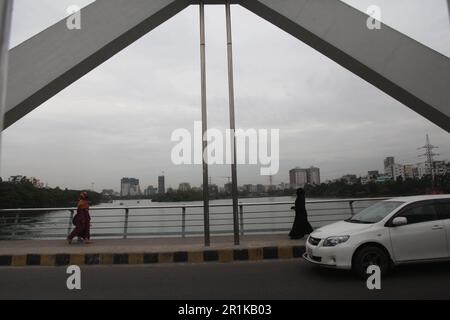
[308,236,321,246]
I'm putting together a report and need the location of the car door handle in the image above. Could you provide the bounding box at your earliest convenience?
[432,226,444,230]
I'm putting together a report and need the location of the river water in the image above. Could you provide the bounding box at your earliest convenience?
[0,196,379,240]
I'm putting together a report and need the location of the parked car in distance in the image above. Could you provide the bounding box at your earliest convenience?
[303,195,450,277]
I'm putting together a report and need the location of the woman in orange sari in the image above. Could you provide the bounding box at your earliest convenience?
[67,192,92,244]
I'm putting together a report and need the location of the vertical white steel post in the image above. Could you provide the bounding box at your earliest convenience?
[68,210,74,236]
[0,0,13,172]
[199,0,210,246]
[123,208,129,239]
[181,206,186,238]
[225,0,240,245]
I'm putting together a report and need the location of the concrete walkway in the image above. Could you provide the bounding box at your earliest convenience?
[0,235,306,267]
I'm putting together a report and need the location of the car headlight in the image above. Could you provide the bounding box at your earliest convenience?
[323,236,350,247]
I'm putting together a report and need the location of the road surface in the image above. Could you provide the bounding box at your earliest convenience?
[0,259,449,299]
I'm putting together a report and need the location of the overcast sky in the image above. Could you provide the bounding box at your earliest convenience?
[1,0,449,192]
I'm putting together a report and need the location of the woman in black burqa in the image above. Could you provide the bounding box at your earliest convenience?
[289,188,313,239]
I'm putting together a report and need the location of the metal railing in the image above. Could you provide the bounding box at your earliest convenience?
[0,198,389,240]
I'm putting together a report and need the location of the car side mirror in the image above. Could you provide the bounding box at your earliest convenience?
[392,217,408,227]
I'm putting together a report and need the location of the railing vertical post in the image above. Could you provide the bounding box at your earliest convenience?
[239,204,244,236]
[349,200,355,216]
[67,210,74,236]
[123,208,129,239]
[11,210,19,239]
[181,206,186,238]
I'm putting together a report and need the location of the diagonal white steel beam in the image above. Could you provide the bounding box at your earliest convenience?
[241,0,450,132]
[4,0,450,133]
[0,0,12,133]
[4,0,191,129]
[448,0,450,19]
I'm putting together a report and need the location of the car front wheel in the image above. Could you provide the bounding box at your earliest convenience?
[352,245,390,278]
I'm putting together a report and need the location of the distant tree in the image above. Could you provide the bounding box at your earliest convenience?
[0,181,102,209]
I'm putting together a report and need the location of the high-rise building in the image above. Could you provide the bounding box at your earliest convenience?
[412,166,419,179]
[403,165,415,180]
[144,185,157,196]
[393,164,405,180]
[242,184,255,193]
[158,175,165,194]
[414,160,448,179]
[256,184,266,193]
[178,183,191,192]
[289,166,321,188]
[307,167,321,185]
[384,156,395,178]
[433,161,448,176]
[200,183,219,194]
[289,168,308,188]
[384,157,406,180]
[224,182,232,194]
[209,184,219,194]
[120,178,141,197]
[417,162,431,179]
[277,182,290,190]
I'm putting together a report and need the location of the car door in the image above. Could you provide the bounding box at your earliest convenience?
[388,201,448,262]
[435,200,450,257]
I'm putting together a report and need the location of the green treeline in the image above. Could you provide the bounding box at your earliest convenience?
[1,175,449,207]
[0,181,102,209]
[304,175,450,198]
[151,190,230,202]
[151,175,450,202]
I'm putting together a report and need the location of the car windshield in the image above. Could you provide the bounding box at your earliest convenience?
[346,201,404,224]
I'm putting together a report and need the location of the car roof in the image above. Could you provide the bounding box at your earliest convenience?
[385,194,450,204]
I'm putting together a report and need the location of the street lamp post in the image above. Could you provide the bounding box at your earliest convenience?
[199,0,210,247]
[225,1,240,245]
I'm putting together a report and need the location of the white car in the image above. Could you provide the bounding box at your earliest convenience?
[303,195,450,277]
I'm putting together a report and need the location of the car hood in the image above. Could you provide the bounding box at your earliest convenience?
[311,220,374,238]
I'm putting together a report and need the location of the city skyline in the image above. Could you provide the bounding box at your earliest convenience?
[1,1,450,191]
[5,144,448,193]
[2,133,449,192]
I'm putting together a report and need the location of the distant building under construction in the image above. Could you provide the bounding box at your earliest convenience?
[120,178,141,197]
[289,167,321,188]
